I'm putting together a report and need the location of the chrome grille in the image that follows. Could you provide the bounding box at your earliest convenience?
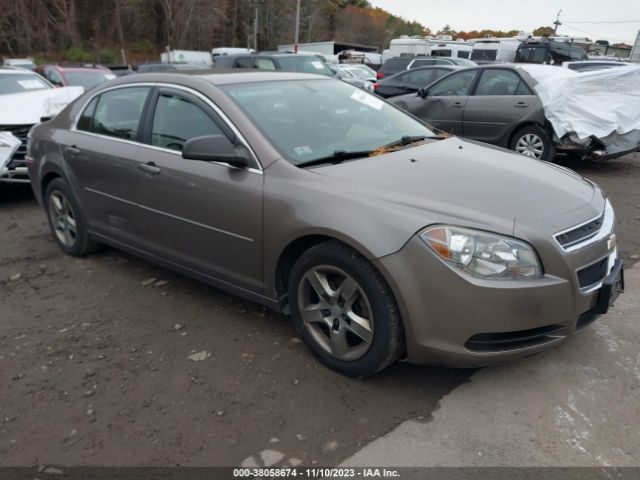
[555,213,604,249]
[0,125,32,167]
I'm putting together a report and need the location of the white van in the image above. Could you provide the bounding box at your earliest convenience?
[389,36,472,59]
[161,50,213,65]
[211,47,256,60]
[470,40,520,63]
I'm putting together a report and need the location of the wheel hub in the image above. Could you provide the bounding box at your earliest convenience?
[297,265,374,361]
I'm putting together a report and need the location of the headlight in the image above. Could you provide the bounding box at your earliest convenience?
[419,226,542,279]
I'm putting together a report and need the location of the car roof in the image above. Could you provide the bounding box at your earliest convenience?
[107,70,331,87]
[0,68,39,75]
[216,52,320,58]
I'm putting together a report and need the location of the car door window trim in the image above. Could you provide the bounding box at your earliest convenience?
[70,82,263,174]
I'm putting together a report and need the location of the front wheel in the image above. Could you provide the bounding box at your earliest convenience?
[510,125,555,162]
[288,241,404,377]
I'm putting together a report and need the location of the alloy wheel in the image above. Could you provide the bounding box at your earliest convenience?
[48,191,77,248]
[515,133,544,159]
[297,265,374,361]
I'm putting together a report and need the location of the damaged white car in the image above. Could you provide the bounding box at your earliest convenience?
[391,63,640,161]
[1,68,83,183]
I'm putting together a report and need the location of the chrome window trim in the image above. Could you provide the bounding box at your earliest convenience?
[554,199,614,253]
[69,82,263,174]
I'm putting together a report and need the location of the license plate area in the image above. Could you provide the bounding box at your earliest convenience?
[594,259,624,314]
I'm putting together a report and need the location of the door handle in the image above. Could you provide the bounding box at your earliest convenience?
[452,102,464,108]
[138,162,161,175]
[66,145,81,155]
[514,102,529,108]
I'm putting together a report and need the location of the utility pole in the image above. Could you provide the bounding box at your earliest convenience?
[294,0,301,53]
[553,9,562,35]
[254,5,259,51]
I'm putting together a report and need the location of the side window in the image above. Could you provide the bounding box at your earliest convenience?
[515,80,533,95]
[92,87,150,140]
[235,57,254,68]
[457,50,470,59]
[406,69,435,87]
[428,70,477,97]
[48,69,64,87]
[77,96,99,131]
[412,59,435,68]
[432,68,452,81]
[255,58,276,70]
[475,70,522,96]
[151,92,225,151]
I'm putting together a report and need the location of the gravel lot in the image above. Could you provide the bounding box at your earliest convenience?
[1,152,638,467]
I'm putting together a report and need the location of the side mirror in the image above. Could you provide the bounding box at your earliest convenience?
[182,135,250,169]
[418,88,429,98]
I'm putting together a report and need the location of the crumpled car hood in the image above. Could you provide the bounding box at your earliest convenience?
[311,137,601,236]
[0,87,84,125]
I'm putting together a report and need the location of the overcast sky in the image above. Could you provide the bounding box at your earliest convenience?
[369,0,640,45]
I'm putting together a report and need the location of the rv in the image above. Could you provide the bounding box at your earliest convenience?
[388,35,472,59]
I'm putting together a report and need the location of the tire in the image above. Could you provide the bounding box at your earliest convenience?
[288,240,404,377]
[44,178,100,256]
[510,125,556,162]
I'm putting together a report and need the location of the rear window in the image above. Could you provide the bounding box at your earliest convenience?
[277,56,332,76]
[0,73,51,95]
[64,71,115,90]
[471,49,498,61]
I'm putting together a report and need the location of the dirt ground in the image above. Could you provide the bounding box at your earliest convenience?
[1,152,639,468]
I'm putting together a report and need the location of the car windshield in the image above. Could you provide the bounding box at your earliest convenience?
[0,73,51,95]
[278,56,333,76]
[64,71,116,89]
[221,79,433,166]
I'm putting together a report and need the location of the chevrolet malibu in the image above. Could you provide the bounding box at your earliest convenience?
[27,71,624,377]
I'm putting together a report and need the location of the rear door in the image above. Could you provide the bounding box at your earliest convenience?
[462,69,538,144]
[65,86,151,246]
[133,87,264,291]
[411,69,478,135]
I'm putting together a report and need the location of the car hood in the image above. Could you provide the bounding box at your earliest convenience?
[0,86,84,125]
[310,137,602,238]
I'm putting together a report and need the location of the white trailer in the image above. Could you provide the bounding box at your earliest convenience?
[161,50,213,65]
[469,39,521,62]
[388,36,472,59]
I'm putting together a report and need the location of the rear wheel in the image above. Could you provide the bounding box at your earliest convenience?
[510,125,555,162]
[45,178,99,256]
[288,241,404,377]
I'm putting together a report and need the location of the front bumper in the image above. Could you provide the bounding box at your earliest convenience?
[375,232,622,367]
[1,127,32,184]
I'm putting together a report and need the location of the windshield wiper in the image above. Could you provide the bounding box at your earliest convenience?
[378,134,443,150]
[296,149,373,168]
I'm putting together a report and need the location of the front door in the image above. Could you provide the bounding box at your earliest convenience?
[133,87,264,292]
[412,69,478,135]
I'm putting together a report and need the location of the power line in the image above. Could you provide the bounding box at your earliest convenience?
[560,23,629,44]
[564,20,640,24]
